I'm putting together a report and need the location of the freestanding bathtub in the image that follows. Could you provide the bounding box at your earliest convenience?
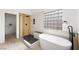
[39,34,72,50]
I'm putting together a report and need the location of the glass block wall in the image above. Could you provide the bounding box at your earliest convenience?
[43,9,63,30]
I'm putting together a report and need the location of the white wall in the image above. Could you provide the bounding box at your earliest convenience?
[0,10,5,43]
[5,13,16,35]
[0,9,31,43]
[78,10,79,34]
[63,9,78,33]
[30,11,43,34]
[30,9,78,39]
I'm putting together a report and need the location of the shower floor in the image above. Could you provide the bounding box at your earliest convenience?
[23,35,38,44]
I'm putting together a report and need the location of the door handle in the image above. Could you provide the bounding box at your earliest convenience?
[25,24,27,26]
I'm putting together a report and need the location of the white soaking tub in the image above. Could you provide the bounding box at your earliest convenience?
[39,34,72,50]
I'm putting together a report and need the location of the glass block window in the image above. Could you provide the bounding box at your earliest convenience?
[43,9,63,30]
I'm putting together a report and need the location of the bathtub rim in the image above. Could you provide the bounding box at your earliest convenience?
[39,34,72,47]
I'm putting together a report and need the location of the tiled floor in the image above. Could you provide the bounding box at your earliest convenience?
[0,34,41,50]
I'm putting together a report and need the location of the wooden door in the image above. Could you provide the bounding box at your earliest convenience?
[23,15,30,36]
[19,13,30,37]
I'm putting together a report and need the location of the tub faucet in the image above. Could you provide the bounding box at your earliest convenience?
[67,25,73,34]
[67,25,74,50]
